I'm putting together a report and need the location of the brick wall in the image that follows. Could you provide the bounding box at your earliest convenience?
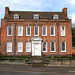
[1,19,72,56]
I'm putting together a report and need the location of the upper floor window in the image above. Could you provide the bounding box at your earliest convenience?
[26,42,31,52]
[42,25,47,36]
[26,24,31,36]
[13,14,19,19]
[7,41,12,52]
[18,25,23,36]
[50,41,56,52]
[50,26,55,36]
[42,41,47,52]
[33,14,39,19]
[61,26,65,36]
[53,15,58,19]
[61,41,66,52]
[7,26,12,36]
[18,42,23,52]
[34,24,39,36]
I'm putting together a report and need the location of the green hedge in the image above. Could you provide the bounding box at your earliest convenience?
[0,56,29,61]
[45,56,75,60]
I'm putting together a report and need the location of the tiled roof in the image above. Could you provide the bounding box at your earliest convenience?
[4,11,68,20]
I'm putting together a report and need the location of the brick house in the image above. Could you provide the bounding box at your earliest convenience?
[0,7,72,56]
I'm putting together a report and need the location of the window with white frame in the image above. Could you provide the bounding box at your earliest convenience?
[26,42,31,52]
[7,42,12,52]
[26,25,31,36]
[13,14,19,19]
[34,25,39,36]
[50,41,56,52]
[42,26,47,36]
[18,42,23,52]
[7,26,12,36]
[33,14,39,19]
[53,15,58,19]
[61,26,65,36]
[61,41,66,52]
[50,26,55,36]
[42,42,47,52]
[18,25,23,36]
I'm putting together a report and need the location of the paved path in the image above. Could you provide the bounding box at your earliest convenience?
[0,64,75,74]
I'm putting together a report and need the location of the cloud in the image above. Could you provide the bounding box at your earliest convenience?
[71,13,75,23]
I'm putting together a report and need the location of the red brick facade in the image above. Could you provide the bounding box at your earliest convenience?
[0,7,73,56]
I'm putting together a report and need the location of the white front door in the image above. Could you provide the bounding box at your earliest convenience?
[34,43,40,56]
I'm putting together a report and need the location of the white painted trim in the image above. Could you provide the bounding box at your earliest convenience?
[61,26,66,36]
[53,15,58,19]
[34,26,39,36]
[26,26,31,36]
[7,42,12,52]
[50,26,55,36]
[61,41,66,52]
[26,42,31,52]
[42,26,47,36]
[42,42,47,52]
[17,42,23,52]
[7,26,12,36]
[18,26,23,36]
[50,42,56,52]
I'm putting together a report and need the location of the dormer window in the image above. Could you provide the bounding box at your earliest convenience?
[14,14,19,19]
[33,14,39,19]
[53,15,58,19]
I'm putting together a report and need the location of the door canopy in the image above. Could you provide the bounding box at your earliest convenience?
[31,37,42,41]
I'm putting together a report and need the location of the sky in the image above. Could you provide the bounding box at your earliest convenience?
[0,0,75,27]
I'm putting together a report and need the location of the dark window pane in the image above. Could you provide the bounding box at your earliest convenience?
[8,26,11,35]
[51,42,54,51]
[27,26,30,35]
[35,26,38,35]
[43,26,46,35]
[51,26,54,35]
[62,42,65,51]
[43,42,46,51]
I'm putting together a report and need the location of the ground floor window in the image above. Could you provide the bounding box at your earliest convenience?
[18,42,23,52]
[61,41,66,52]
[50,41,56,52]
[42,41,47,52]
[7,42,12,52]
[26,42,31,52]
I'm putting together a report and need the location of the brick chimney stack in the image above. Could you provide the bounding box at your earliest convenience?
[62,8,67,17]
[5,7,10,16]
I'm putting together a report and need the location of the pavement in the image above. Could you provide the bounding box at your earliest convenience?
[0,64,75,74]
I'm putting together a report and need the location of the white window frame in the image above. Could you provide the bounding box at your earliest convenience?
[50,41,56,52]
[61,41,66,52]
[7,42,12,52]
[34,25,39,36]
[7,26,12,36]
[17,42,23,52]
[26,42,31,52]
[42,42,47,52]
[13,14,19,19]
[26,26,31,36]
[33,14,39,19]
[61,26,66,36]
[42,26,47,36]
[53,15,58,19]
[18,26,23,36]
[50,26,55,36]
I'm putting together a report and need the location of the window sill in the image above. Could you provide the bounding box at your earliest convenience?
[61,51,66,53]
[50,35,55,36]
[42,35,47,36]
[34,35,39,36]
[51,51,56,53]
[18,35,23,37]
[26,51,31,52]
[42,51,47,52]
[26,35,31,36]
[7,35,12,36]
